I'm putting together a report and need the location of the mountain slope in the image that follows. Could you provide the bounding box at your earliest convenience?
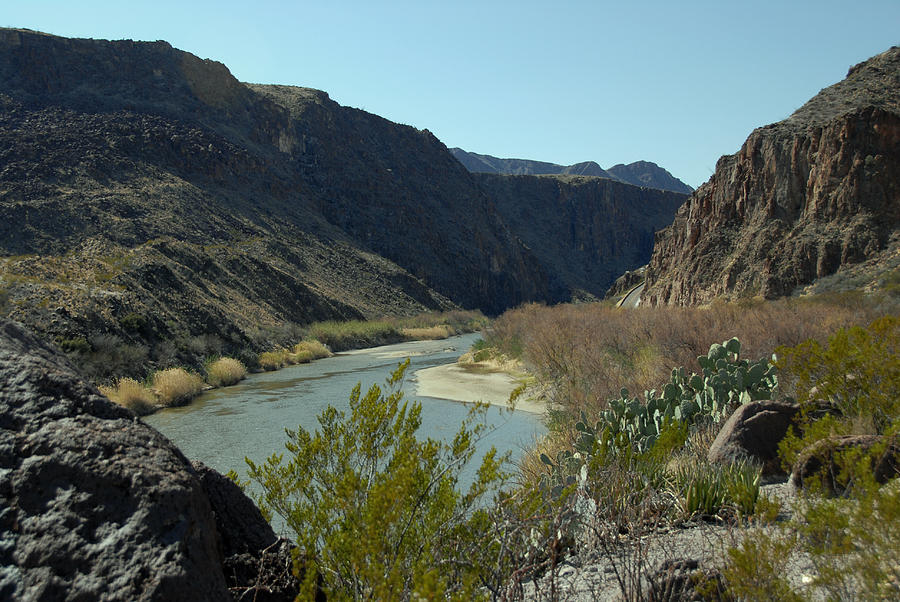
[450,148,692,193]
[0,28,683,372]
[643,47,900,305]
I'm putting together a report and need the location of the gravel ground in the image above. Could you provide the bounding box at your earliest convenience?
[518,481,822,601]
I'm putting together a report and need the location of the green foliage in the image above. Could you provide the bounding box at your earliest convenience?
[778,315,900,437]
[245,360,511,600]
[673,459,760,519]
[777,316,900,486]
[722,529,806,601]
[596,338,777,456]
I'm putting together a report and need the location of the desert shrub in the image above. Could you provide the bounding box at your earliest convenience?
[206,357,247,387]
[245,360,512,599]
[292,340,332,360]
[486,296,897,423]
[258,349,290,371]
[99,377,157,415]
[152,367,204,406]
[778,315,900,439]
[307,319,402,351]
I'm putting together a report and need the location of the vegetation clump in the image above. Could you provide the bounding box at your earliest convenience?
[246,360,514,599]
[152,367,204,406]
[205,357,247,387]
[99,377,156,415]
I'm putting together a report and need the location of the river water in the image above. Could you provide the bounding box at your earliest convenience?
[145,333,546,496]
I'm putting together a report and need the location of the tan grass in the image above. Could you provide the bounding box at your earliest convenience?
[206,357,247,387]
[258,349,289,371]
[99,377,157,415]
[293,340,332,360]
[152,368,204,407]
[400,325,452,340]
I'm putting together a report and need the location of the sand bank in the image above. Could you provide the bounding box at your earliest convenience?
[414,364,544,414]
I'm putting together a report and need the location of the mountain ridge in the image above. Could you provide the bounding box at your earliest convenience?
[449,147,693,194]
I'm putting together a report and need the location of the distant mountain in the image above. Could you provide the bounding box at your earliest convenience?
[643,46,900,305]
[449,148,692,194]
[606,161,694,195]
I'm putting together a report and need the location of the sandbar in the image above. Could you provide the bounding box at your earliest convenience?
[414,364,544,414]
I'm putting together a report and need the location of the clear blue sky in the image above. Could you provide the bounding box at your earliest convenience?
[5,1,899,188]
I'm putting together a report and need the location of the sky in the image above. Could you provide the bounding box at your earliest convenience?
[4,1,899,188]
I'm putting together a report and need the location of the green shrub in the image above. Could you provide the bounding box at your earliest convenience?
[152,367,204,406]
[206,357,247,387]
[245,360,510,599]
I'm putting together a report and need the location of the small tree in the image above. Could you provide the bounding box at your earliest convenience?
[246,359,511,600]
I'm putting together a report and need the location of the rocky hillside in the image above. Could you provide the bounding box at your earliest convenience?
[475,174,686,298]
[643,46,900,305]
[450,148,693,193]
[0,29,682,373]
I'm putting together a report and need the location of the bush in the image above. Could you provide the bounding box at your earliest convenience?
[206,357,247,387]
[292,340,332,361]
[258,349,290,371]
[245,360,511,599]
[99,377,157,415]
[152,367,204,406]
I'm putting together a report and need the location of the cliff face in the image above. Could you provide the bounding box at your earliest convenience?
[475,174,686,297]
[643,47,900,305]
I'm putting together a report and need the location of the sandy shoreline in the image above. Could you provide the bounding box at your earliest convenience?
[414,363,544,414]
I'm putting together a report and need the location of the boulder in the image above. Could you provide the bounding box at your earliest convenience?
[0,319,230,600]
[191,461,305,601]
[790,434,900,495]
[707,401,800,477]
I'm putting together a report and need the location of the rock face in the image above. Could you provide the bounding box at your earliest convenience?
[450,148,693,194]
[644,47,900,305]
[0,318,298,600]
[474,174,686,296]
[707,401,800,477]
[0,319,227,599]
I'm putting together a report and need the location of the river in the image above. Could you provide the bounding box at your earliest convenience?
[144,333,546,506]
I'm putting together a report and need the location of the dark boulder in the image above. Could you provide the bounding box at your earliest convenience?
[191,461,304,601]
[790,434,900,495]
[707,401,800,477]
[0,318,230,600]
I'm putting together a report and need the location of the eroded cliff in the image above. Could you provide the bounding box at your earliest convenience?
[643,47,900,305]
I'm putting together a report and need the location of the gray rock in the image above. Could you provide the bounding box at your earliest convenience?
[707,401,799,476]
[0,319,228,600]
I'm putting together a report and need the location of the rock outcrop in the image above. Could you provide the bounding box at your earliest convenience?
[643,46,900,305]
[474,174,686,296]
[0,318,297,600]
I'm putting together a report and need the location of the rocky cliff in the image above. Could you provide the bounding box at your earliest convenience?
[643,46,900,305]
[450,148,693,194]
[475,174,686,297]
